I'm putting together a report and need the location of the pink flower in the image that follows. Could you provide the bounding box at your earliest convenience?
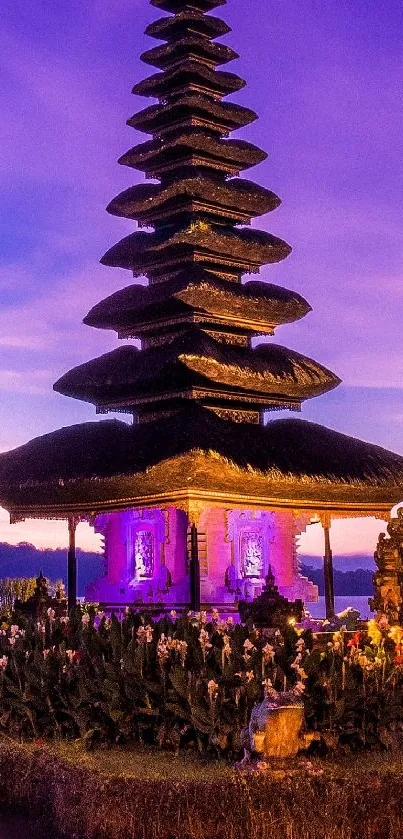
[47,608,56,621]
[0,655,8,671]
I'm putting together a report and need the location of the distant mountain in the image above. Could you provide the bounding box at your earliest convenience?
[0,542,104,597]
[299,553,375,572]
[301,564,373,596]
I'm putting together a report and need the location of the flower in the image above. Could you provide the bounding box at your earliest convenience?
[211,609,220,622]
[367,619,382,647]
[347,631,362,649]
[66,650,81,664]
[295,638,306,653]
[157,635,169,665]
[207,679,219,701]
[246,670,254,683]
[0,655,8,671]
[262,643,275,664]
[170,610,177,620]
[47,608,56,621]
[60,616,69,625]
[176,640,188,667]
[43,649,50,659]
[199,628,212,659]
[81,613,90,626]
[145,625,153,643]
[10,625,19,637]
[389,625,403,645]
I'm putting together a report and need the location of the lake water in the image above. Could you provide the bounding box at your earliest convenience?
[307,595,374,620]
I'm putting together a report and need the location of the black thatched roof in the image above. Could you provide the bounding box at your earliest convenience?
[140,37,238,70]
[106,177,277,225]
[150,0,226,12]
[53,329,340,408]
[118,132,267,176]
[132,62,246,99]
[84,270,311,333]
[146,12,231,42]
[127,95,257,136]
[0,407,402,494]
[100,223,291,276]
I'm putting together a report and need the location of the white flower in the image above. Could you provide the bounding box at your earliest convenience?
[262,643,275,664]
[157,635,169,664]
[246,670,254,683]
[47,608,56,621]
[145,624,153,643]
[81,613,90,626]
[10,625,19,637]
[170,610,177,620]
[207,679,219,701]
[0,655,8,671]
[199,628,212,660]
[243,638,256,652]
[176,640,188,667]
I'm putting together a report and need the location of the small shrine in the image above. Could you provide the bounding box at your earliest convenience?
[0,0,402,617]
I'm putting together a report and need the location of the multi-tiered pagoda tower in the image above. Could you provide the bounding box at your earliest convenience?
[1,0,403,616]
[54,0,339,426]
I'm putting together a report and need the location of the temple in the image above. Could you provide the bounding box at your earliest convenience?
[0,0,403,618]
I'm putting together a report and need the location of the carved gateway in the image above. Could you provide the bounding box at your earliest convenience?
[371,508,403,623]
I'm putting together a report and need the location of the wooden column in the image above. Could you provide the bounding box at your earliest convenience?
[323,520,335,620]
[67,516,78,613]
[189,522,201,611]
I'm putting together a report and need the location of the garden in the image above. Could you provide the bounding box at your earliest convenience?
[1,593,403,836]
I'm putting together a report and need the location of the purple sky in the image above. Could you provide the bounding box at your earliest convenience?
[0,0,402,552]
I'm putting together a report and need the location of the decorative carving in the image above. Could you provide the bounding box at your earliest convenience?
[240,530,264,577]
[370,509,403,622]
[134,529,154,578]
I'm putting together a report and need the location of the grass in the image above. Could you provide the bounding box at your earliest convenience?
[0,740,403,839]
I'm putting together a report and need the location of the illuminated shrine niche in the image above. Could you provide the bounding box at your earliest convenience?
[134,529,154,578]
[240,530,264,578]
[225,510,274,598]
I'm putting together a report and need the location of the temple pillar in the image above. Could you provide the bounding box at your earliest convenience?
[67,515,78,612]
[322,516,335,619]
[189,522,201,611]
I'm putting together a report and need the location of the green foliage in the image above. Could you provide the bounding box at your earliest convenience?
[0,608,402,756]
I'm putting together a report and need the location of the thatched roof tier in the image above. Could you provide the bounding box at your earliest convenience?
[1,408,402,517]
[106,178,279,227]
[127,95,257,137]
[150,0,226,13]
[140,37,238,70]
[83,271,311,336]
[100,223,291,278]
[53,329,339,413]
[132,63,246,100]
[118,132,267,178]
[145,12,231,42]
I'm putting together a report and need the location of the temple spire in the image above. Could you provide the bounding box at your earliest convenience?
[54,0,340,425]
